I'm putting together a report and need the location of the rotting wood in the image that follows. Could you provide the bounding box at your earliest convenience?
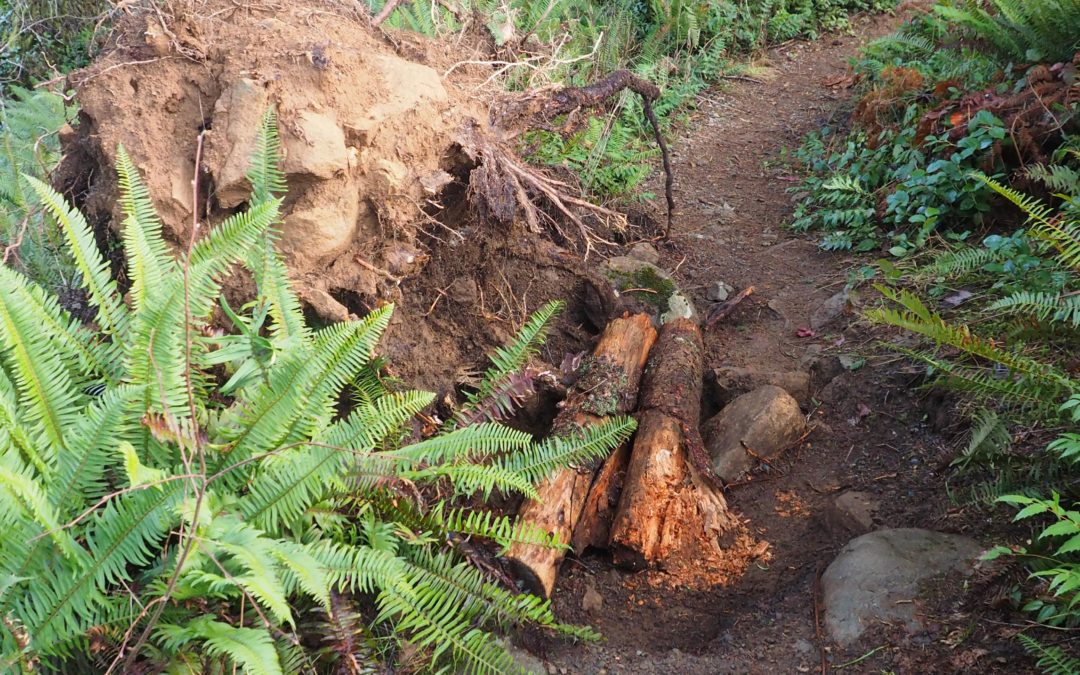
[609,318,739,569]
[506,313,656,598]
[571,441,630,553]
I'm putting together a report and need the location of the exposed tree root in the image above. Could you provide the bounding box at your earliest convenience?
[469,70,676,250]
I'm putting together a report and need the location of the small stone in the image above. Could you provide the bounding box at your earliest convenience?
[706,366,811,407]
[660,291,698,325]
[821,490,878,536]
[497,639,546,675]
[707,281,734,303]
[297,287,351,323]
[447,276,480,305]
[628,242,660,265]
[702,385,807,483]
[810,289,855,331]
[582,583,603,613]
[283,110,349,181]
[794,638,813,654]
[822,529,982,646]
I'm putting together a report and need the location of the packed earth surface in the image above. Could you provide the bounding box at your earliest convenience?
[55,2,1046,673]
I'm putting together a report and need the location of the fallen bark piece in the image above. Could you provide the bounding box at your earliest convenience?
[507,313,657,598]
[571,441,630,553]
[609,318,739,569]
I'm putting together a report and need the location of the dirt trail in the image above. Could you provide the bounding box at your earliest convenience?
[524,11,1031,674]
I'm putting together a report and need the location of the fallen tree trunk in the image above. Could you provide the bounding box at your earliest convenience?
[609,318,739,569]
[507,313,656,597]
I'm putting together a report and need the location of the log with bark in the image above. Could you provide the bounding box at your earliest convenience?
[506,313,657,598]
[608,318,740,569]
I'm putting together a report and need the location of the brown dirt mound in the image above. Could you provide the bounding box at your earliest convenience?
[67,0,491,318]
[61,0,618,390]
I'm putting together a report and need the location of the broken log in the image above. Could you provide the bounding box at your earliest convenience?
[609,318,739,569]
[507,313,657,598]
[571,441,630,553]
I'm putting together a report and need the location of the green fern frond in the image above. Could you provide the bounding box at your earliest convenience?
[1019,634,1080,675]
[978,173,1080,271]
[116,145,173,316]
[989,291,1080,327]
[457,301,563,423]
[23,175,127,335]
[924,246,1001,278]
[157,616,283,675]
[0,265,83,460]
[499,416,637,485]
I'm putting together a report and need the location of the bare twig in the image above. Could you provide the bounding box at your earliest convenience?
[706,286,754,327]
[372,0,407,26]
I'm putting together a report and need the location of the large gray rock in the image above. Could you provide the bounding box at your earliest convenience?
[702,385,806,482]
[706,366,811,407]
[822,528,982,646]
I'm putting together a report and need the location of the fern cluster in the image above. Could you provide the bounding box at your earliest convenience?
[935,0,1080,63]
[0,111,634,673]
[868,169,1080,671]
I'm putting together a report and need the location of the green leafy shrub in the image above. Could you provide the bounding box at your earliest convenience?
[935,0,1080,63]
[0,1,108,86]
[0,111,633,673]
[867,171,1080,667]
[790,107,1004,253]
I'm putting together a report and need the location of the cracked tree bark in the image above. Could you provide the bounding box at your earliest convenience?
[609,318,739,569]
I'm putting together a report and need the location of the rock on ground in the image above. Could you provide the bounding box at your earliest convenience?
[822,528,982,646]
[600,256,699,325]
[706,366,811,407]
[702,385,806,483]
[819,490,879,537]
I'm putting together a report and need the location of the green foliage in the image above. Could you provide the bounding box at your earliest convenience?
[854,9,1000,91]
[935,0,1080,63]
[0,87,77,291]
[0,1,108,86]
[790,108,1004,253]
[0,112,631,673]
[1019,634,1080,675]
[869,173,1080,655]
[363,0,896,197]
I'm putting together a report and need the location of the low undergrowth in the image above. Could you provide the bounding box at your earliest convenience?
[369,0,896,200]
[794,1,1080,669]
[0,111,635,673]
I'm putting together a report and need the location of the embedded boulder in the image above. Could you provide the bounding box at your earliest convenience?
[706,366,811,408]
[822,528,982,646]
[702,385,806,483]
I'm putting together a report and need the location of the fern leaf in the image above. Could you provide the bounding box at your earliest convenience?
[157,616,283,675]
[0,265,82,460]
[1019,634,1080,675]
[116,145,173,313]
[23,175,127,335]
